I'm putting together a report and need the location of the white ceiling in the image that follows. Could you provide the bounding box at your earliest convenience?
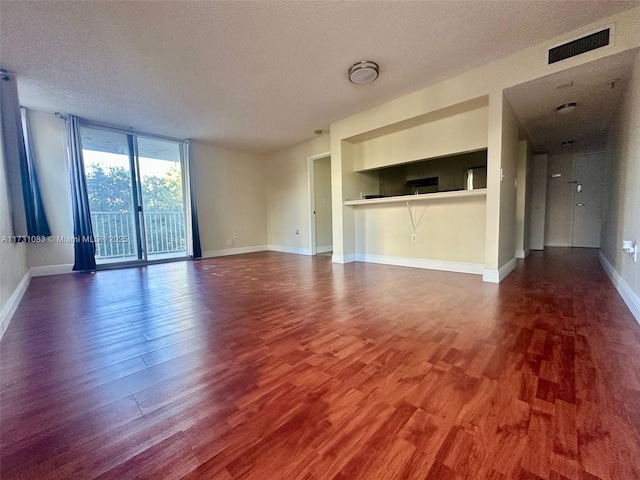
[1,1,638,154]
[505,49,638,155]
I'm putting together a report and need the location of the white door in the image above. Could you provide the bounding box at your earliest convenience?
[572,153,604,248]
[529,154,547,250]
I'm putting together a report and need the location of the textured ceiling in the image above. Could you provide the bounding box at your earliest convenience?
[1,1,638,154]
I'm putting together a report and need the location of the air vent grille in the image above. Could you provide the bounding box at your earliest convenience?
[548,29,610,64]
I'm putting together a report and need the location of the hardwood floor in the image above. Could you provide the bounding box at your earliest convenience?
[1,249,640,479]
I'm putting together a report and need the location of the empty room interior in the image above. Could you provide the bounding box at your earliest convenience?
[2,1,640,479]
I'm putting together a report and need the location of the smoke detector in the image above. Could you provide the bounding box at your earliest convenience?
[556,102,577,115]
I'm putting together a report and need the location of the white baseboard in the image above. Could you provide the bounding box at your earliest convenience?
[332,253,356,264]
[355,253,484,275]
[483,257,517,283]
[267,245,311,256]
[30,263,74,277]
[317,245,333,254]
[482,270,498,283]
[599,251,640,325]
[1,263,76,337]
[0,269,31,339]
[545,242,571,247]
[203,245,267,258]
[516,248,531,259]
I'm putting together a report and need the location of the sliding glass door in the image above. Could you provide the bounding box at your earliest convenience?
[137,137,187,261]
[81,128,139,264]
[80,126,188,265]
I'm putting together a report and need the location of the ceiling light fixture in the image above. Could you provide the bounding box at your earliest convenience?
[348,61,379,84]
[556,102,577,115]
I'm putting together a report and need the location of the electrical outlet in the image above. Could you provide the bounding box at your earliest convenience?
[233,232,238,239]
[411,234,417,243]
[227,240,233,246]
[295,230,299,235]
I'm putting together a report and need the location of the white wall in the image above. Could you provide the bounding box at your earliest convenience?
[518,139,533,257]
[0,111,29,337]
[355,196,486,267]
[515,140,528,258]
[190,141,268,256]
[601,50,640,320]
[496,95,520,269]
[265,135,330,254]
[25,111,74,271]
[351,105,488,171]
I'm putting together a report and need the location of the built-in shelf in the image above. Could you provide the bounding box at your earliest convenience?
[344,188,487,206]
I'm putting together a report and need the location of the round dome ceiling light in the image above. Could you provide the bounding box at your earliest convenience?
[556,102,577,115]
[348,61,379,84]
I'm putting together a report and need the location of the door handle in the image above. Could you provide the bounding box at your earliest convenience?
[576,203,585,207]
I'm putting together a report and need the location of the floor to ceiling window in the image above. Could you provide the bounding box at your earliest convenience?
[80,125,189,265]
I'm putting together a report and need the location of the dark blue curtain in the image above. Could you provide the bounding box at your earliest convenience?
[187,141,202,258]
[20,108,51,237]
[66,115,96,271]
[0,73,51,237]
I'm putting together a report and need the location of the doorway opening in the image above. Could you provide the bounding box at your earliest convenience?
[308,153,332,256]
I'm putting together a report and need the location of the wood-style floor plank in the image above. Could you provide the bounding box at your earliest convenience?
[1,248,640,479]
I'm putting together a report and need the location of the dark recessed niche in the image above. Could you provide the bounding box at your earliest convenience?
[361,150,488,198]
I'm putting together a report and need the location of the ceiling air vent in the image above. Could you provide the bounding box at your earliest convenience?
[548,28,610,64]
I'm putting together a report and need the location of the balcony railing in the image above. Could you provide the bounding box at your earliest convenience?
[90,211,186,260]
